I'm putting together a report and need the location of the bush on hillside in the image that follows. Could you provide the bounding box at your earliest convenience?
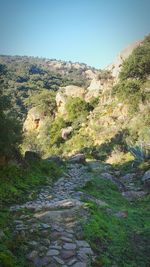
[65,97,91,124]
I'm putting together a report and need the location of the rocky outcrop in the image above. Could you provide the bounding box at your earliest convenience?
[23,107,47,132]
[56,85,86,114]
[61,126,73,140]
[106,40,141,80]
[68,154,86,164]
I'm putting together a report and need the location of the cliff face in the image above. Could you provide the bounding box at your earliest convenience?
[23,107,47,132]
[23,40,138,133]
[23,36,150,158]
[106,40,141,80]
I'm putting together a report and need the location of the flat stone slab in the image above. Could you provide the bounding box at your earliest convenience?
[61,250,76,259]
[76,240,90,248]
[63,243,77,250]
[46,249,60,256]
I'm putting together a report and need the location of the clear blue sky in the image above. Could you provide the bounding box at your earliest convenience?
[0,0,150,69]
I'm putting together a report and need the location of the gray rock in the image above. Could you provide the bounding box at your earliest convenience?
[122,173,135,181]
[40,238,51,246]
[68,258,77,266]
[142,170,150,187]
[63,243,77,250]
[76,240,90,248]
[27,250,38,261]
[40,223,51,229]
[72,262,87,267]
[62,126,73,140]
[28,240,39,247]
[69,154,86,164]
[115,211,128,218]
[61,250,76,259]
[142,170,150,181]
[46,249,60,256]
[122,190,146,201]
[53,256,64,264]
[61,236,73,242]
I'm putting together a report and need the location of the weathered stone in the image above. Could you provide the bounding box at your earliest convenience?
[63,243,77,250]
[142,170,150,184]
[40,223,51,229]
[46,249,60,256]
[27,250,38,261]
[61,250,76,259]
[69,154,86,164]
[40,238,51,246]
[106,40,141,80]
[53,256,64,264]
[75,240,90,248]
[115,211,128,218]
[61,236,73,242]
[72,262,87,267]
[122,173,135,181]
[67,258,78,265]
[122,190,146,201]
[62,127,73,140]
[78,247,94,255]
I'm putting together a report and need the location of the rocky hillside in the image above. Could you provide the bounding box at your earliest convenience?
[21,35,150,162]
[0,55,100,119]
[0,35,150,267]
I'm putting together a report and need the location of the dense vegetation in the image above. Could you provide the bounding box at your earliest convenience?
[113,35,150,113]
[0,56,95,119]
[0,35,150,267]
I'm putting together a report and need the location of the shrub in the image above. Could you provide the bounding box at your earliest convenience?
[66,97,91,123]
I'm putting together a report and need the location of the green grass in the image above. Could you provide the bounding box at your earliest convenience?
[81,177,150,267]
[0,160,63,207]
[0,159,64,267]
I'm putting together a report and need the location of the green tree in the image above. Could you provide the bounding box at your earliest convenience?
[25,90,57,116]
[65,97,91,123]
[0,64,22,158]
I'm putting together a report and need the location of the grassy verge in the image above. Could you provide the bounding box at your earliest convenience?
[0,159,64,267]
[81,177,150,267]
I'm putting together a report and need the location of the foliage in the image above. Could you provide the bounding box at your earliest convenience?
[113,34,150,114]
[0,64,22,158]
[0,159,64,267]
[0,55,92,118]
[0,160,63,206]
[82,177,150,267]
[113,80,142,111]
[49,117,68,146]
[128,144,150,162]
[66,97,91,123]
[120,35,150,80]
[24,89,57,116]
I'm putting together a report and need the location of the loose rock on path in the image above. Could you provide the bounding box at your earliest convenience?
[10,163,95,267]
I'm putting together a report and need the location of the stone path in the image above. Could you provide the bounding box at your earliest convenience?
[10,163,95,267]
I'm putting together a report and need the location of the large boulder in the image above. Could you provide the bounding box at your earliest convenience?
[56,85,86,114]
[69,154,86,164]
[64,85,86,99]
[61,126,73,140]
[23,107,46,132]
